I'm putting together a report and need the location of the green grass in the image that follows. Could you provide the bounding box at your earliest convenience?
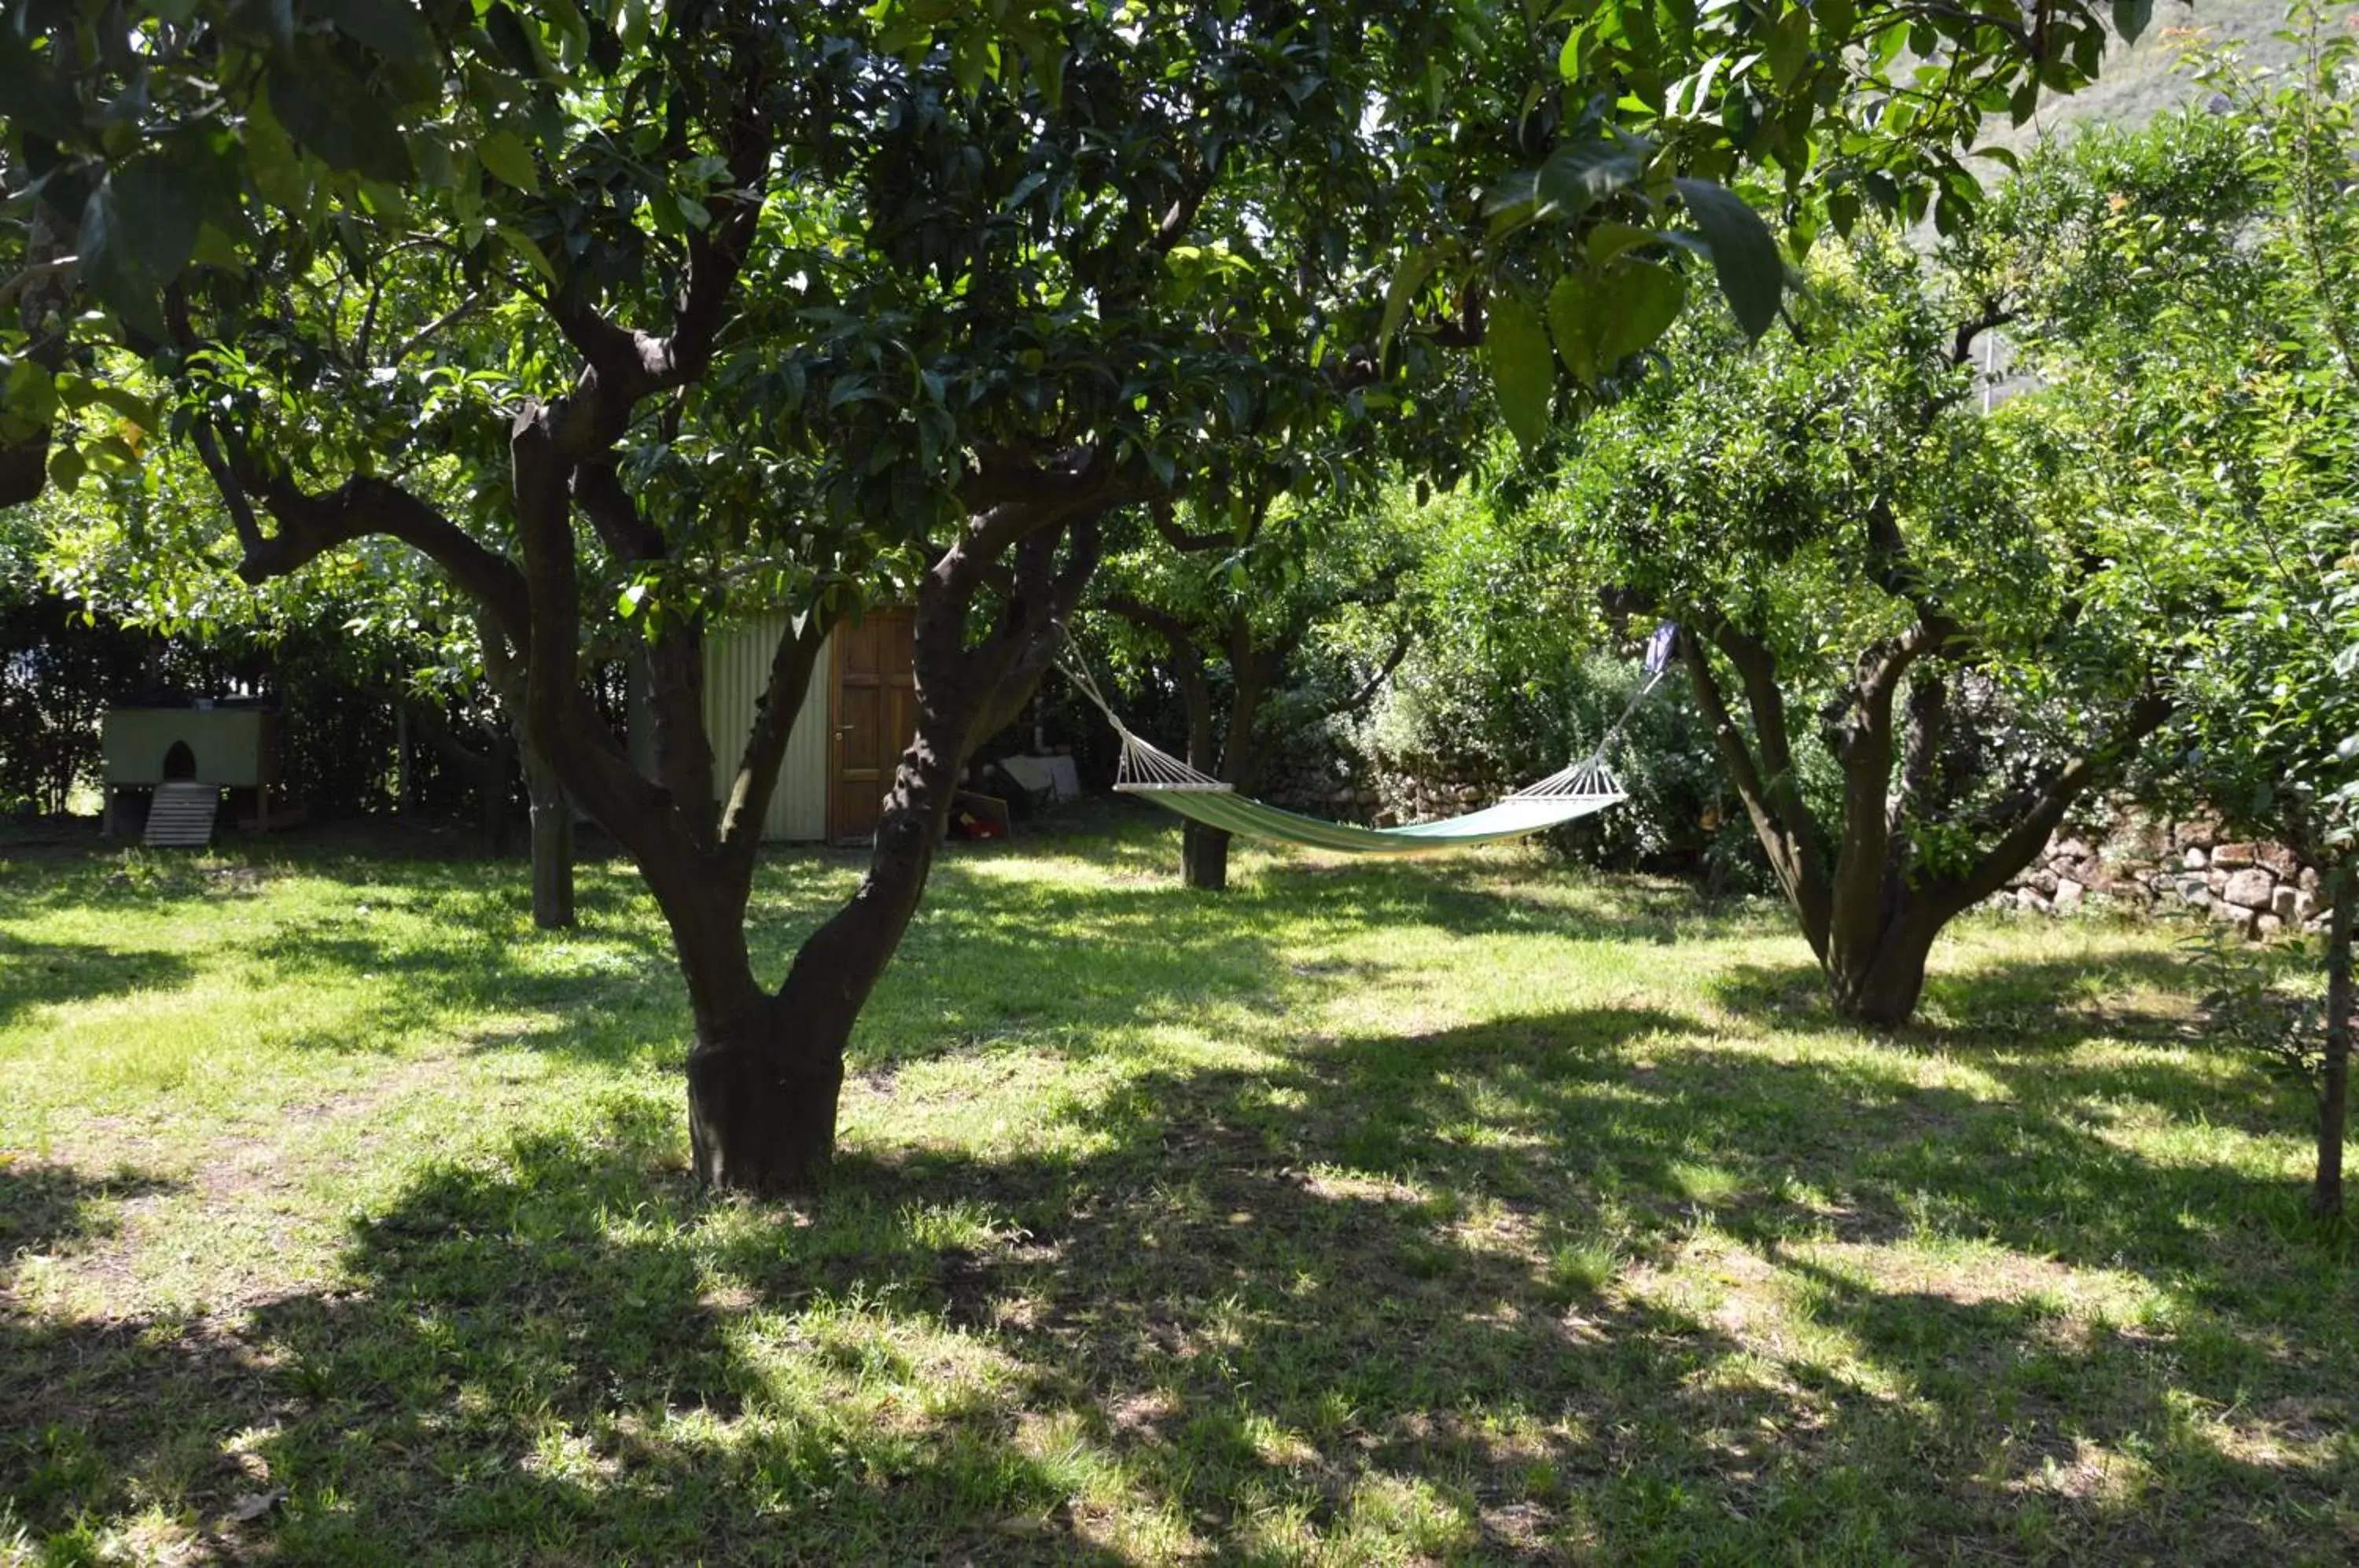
[2,805,2353,1564]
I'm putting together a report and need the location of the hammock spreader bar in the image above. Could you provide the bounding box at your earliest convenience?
[1059,648,1662,857]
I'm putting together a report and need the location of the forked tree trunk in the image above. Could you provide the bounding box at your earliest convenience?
[2314,869,2353,1219]
[688,686,970,1190]
[684,984,846,1194]
[1676,617,2169,1032]
[679,488,1099,1194]
[1822,908,1945,1029]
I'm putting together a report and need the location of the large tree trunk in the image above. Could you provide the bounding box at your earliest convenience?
[708,685,970,1191]
[522,739,575,931]
[1182,820,1232,890]
[685,985,845,1194]
[1823,908,1945,1029]
[2314,868,2353,1219]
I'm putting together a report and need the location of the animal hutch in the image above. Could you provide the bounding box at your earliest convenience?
[101,703,277,846]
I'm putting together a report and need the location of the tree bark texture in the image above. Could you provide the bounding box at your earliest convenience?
[2314,868,2353,1219]
[1182,820,1232,890]
[522,741,576,932]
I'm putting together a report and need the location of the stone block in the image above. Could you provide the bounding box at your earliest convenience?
[2177,876,2212,905]
[2054,837,2097,865]
[2031,869,2061,897]
[2301,866,2320,893]
[2258,913,2285,937]
[2183,846,2209,870]
[2207,867,2230,895]
[2261,844,2301,877]
[2222,867,2276,911]
[2053,878,2085,912]
[2296,889,2320,926]
[2273,885,2302,922]
[2214,841,2260,870]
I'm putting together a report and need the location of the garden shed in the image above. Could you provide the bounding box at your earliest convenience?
[635,606,916,845]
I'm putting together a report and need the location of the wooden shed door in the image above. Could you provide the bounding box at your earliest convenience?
[827,607,918,844]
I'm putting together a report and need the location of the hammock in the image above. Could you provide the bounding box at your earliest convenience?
[1061,626,1676,856]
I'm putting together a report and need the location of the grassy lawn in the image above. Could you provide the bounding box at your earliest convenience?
[2,805,2353,1564]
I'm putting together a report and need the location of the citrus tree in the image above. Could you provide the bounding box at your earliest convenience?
[1553,235,2175,1025]
[1990,10,2359,1213]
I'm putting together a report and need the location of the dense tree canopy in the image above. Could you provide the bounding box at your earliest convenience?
[1985,8,2359,1210]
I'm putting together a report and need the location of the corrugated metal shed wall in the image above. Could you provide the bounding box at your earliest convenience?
[701,611,831,841]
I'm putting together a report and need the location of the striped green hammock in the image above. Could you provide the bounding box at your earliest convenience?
[1065,664,1640,856]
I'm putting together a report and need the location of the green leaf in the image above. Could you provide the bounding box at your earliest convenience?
[2111,0,2155,46]
[1486,291,1555,451]
[1537,139,1642,219]
[497,223,559,285]
[484,4,547,79]
[47,446,86,492]
[1595,259,1687,366]
[1558,24,1584,83]
[267,48,416,182]
[1764,4,1812,88]
[0,28,84,142]
[1546,260,1684,388]
[320,0,439,64]
[478,130,540,192]
[1547,273,1600,388]
[76,160,199,340]
[1672,178,1783,338]
[1378,245,1444,355]
[1585,221,1658,269]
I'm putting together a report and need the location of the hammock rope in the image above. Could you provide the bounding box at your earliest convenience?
[1058,625,1676,856]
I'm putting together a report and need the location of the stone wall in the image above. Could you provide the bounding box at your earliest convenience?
[1999,815,2322,938]
[1257,753,1383,823]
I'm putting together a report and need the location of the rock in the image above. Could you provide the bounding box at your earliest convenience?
[2183,846,2210,870]
[2053,878,2085,912]
[2017,889,2050,913]
[2273,885,2302,923]
[2031,869,2061,897]
[2053,838,2097,865]
[2301,866,2320,893]
[2258,913,2285,937]
[2214,841,2260,870]
[2177,875,2212,904]
[2296,889,2320,926]
[2206,867,2230,895]
[2213,900,2255,937]
[2223,867,2276,911]
[2261,844,2301,877]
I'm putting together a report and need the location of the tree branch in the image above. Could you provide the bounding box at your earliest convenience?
[1927,689,2173,918]
[718,604,838,875]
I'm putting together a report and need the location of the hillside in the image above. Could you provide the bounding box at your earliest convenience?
[2000,0,2351,145]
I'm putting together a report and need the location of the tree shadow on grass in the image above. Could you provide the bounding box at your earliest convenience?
[6,999,2351,1562]
[0,934,197,1029]
[1710,944,2318,1147]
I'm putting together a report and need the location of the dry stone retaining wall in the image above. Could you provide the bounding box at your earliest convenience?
[1997,815,2322,939]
